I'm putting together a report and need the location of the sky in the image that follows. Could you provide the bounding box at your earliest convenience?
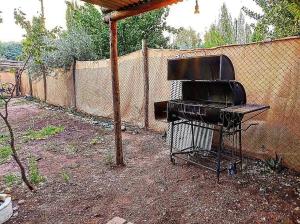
[0,0,262,42]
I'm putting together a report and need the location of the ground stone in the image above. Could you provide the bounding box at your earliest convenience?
[106,216,127,224]
[17,200,25,205]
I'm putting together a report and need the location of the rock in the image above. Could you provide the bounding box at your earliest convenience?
[12,211,18,217]
[295,207,300,211]
[106,216,127,224]
[13,206,19,211]
[17,199,25,205]
[121,125,126,131]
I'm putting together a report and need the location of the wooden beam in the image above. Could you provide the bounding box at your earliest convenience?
[109,20,124,166]
[104,0,182,22]
[142,39,149,130]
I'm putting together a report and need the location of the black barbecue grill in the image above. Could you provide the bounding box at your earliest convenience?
[154,55,270,181]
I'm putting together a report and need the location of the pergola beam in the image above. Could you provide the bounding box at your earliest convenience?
[104,0,182,21]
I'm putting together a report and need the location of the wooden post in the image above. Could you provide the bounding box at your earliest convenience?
[110,19,124,166]
[28,74,33,97]
[72,57,77,108]
[15,71,20,96]
[142,39,149,130]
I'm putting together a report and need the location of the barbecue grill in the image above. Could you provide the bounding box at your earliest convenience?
[154,55,270,181]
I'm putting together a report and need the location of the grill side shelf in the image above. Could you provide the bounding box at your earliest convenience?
[221,104,270,115]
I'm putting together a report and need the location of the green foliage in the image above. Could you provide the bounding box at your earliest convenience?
[218,3,235,44]
[24,125,64,141]
[60,170,70,183]
[203,25,226,48]
[90,136,103,145]
[14,8,59,77]
[265,153,283,173]
[243,0,300,41]
[0,11,2,23]
[67,3,173,58]
[172,27,202,49]
[28,156,45,184]
[43,26,97,69]
[4,173,20,187]
[0,42,22,60]
[203,4,252,48]
[0,146,12,164]
[0,134,9,144]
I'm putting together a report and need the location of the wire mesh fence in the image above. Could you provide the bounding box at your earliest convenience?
[21,36,300,171]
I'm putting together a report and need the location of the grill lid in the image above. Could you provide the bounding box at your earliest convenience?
[168,55,235,81]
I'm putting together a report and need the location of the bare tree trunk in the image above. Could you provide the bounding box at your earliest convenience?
[2,114,34,191]
[0,54,34,191]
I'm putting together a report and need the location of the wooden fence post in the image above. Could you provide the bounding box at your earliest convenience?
[28,74,33,97]
[110,19,124,166]
[72,57,77,108]
[142,39,149,130]
[15,71,20,96]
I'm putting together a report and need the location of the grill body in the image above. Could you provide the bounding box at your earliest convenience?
[154,54,270,181]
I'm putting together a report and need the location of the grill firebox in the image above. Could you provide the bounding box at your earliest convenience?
[155,55,270,181]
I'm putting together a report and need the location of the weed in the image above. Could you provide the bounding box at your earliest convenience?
[90,136,103,145]
[28,156,45,185]
[24,125,64,142]
[65,143,78,155]
[4,173,20,187]
[0,146,12,164]
[104,150,114,166]
[0,134,9,145]
[265,153,283,173]
[60,170,70,183]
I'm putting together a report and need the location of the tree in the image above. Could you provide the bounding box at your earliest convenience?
[235,11,253,44]
[0,55,34,191]
[203,24,226,48]
[243,0,300,41]
[14,6,59,100]
[218,3,235,44]
[0,42,22,60]
[171,27,202,49]
[0,11,2,23]
[66,3,173,58]
[44,26,97,69]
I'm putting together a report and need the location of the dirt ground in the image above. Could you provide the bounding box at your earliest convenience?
[0,98,299,224]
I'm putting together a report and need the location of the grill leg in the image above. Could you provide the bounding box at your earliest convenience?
[217,126,223,183]
[190,121,195,150]
[170,121,175,164]
[239,123,243,172]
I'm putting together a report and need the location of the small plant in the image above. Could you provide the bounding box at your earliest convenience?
[104,151,114,166]
[90,136,103,145]
[0,146,12,164]
[265,153,283,173]
[0,134,9,144]
[4,173,20,187]
[28,156,45,185]
[24,125,64,141]
[65,143,78,155]
[60,170,70,183]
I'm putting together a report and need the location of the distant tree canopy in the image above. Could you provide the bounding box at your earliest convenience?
[203,3,252,48]
[243,0,300,41]
[0,42,22,60]
[171,27,202,49]
[66,2,173,58]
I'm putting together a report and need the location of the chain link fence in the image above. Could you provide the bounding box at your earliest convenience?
[21,36,300,171]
